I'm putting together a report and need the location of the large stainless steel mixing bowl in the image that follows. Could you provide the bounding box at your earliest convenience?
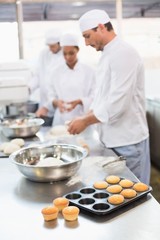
[0,117,44,138]
[10,143,88,182]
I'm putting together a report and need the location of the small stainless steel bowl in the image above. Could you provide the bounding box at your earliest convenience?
[10,143,88,182]
[0,117,44,138]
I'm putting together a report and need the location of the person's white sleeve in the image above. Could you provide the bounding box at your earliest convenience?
[92,56,141,124]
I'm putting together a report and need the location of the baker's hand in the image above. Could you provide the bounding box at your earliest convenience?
[65,99,82,112]
[56,100,66,113]
[67,116,87,135]
[36,107,48,117]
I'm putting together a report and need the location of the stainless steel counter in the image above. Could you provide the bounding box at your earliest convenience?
[0,127,160,240]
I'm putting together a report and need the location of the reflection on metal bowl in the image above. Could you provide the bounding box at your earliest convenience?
[0,117,44,138]
[10,143,88,182]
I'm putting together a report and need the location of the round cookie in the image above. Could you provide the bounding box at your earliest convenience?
[53,197,69,211]
[106,175,120,184]
[41,206,59,221]
[119,179,134,188]
[106,184,122,194]
[121,189,137,199]
[108,194,124,205]
[133,182,149,192]
[93,181,108,189]
[62,206,80,221]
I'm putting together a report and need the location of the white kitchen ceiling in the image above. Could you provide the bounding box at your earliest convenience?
[0,0,160,22]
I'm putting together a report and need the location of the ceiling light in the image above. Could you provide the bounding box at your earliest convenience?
[70,13,80,19]
[72,1,86,7]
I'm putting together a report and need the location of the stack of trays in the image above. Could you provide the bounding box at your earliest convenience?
[64,176,152,216]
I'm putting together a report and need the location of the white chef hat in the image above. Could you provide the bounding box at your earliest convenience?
[79,9,111,32]
[45,28,62,45]
[60,32,79,47]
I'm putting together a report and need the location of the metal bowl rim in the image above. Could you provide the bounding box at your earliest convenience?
[10,143,88,168]
[1,118,44,129]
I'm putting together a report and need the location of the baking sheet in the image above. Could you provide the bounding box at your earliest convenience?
[64,180,152,216]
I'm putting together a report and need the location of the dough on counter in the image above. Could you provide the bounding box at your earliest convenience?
[50,125,69,136]
[0,142,10,152]
[10,138,25,147]
[3,143,20,155]
[36,157,64,166]
[76,137,90,155]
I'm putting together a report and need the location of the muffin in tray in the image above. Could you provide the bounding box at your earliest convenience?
[133,182,149,192]
[93,181,108,189]
[106,175,120,184]
[121,189,137,199]
[108,194,125,205]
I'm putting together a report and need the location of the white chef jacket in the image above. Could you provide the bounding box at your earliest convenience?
[91,36,149,148]
[45,60,96,126]
[28,47,64,107]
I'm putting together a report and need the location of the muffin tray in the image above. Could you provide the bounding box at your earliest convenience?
[64,184,152,216]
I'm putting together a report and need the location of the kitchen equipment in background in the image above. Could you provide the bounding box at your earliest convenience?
[10,143,88,182]
[0,77,29,106]
[0,76,30,121]
[3,100,39,117]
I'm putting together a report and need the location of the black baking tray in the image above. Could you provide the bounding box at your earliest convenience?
[64,183,152,216]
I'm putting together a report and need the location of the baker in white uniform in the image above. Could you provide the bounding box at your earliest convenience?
[43,32,96,126]
[68,9,151,185]
[29,28,64,108]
